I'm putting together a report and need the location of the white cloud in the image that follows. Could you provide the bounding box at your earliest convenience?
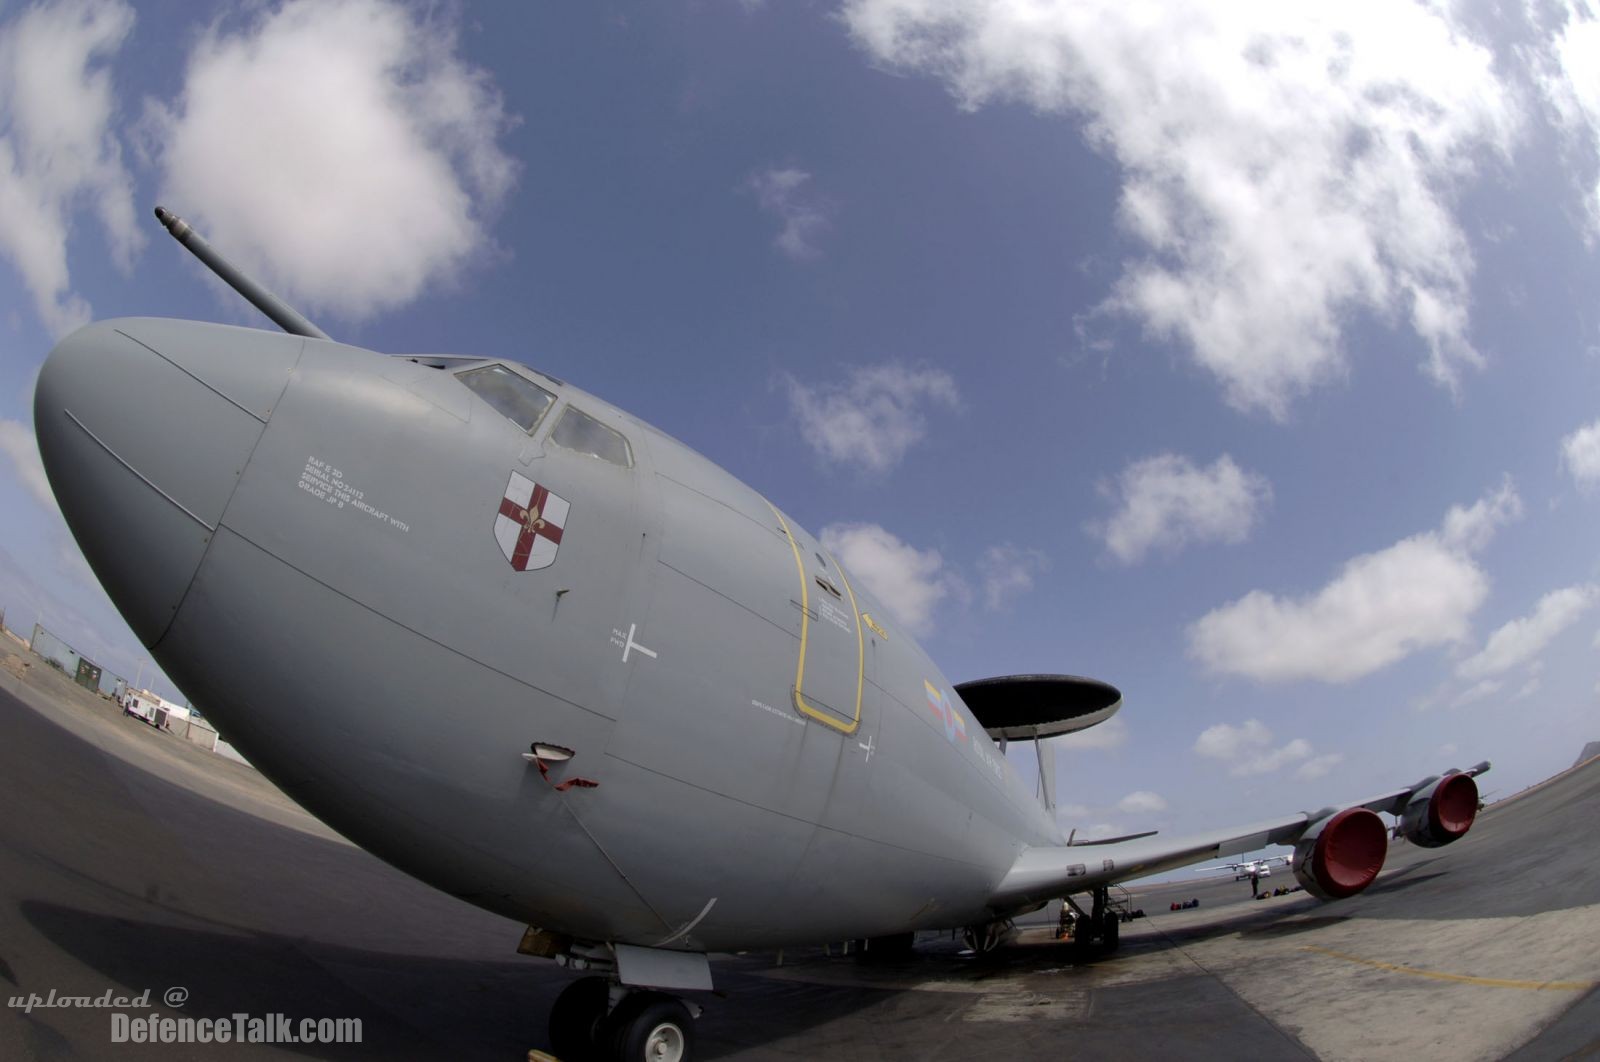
[842,1,1519,417]
[785,363,959,473]
[1052,714,1128,752]
[1193,718,1318,777]
[747,167,833,260]
[1189,480,1520,683]
[0,418,56,512]
[821,522,958,636]
[146,0,516,322]
[1192,541,1484,683]
[1295,753,1344,781]
[1452,679,1503,709]
[1457,584,1599,680]
[1512,676,1542,703]
[1117,790,1167,814]
[977,543,1048,610]
[1439,478,1524,553]
[1193,719,1270,760]
[817,525,1039,635]
[1092,453,1270,563]
[1561,419,1600,489]
[1053,813,1124,841]
[1536,3,1600,240]
[0,0,141,336]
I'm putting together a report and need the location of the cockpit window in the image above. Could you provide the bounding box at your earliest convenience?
[551,405,633,468]
[455,365,556,433]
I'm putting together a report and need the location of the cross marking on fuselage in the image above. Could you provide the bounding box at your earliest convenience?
[622,622,657,664]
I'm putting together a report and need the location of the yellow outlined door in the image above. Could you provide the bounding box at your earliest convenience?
[767,504,863,735]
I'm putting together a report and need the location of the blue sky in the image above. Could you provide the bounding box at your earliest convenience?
[2,0,1598,843]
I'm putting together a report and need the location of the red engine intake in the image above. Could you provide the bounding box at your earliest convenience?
[1293,807,1387,900]
[1399,771,1479,848]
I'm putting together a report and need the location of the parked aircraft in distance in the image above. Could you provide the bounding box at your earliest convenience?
[31,208,1492,1062]
[1194,854,1299,896]
[1195,855,1293,882]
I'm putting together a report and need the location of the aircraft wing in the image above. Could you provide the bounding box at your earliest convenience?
[989,761,1490,911]
[1336,759,1489,817]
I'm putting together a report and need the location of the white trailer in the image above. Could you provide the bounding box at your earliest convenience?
[121,689,187,729]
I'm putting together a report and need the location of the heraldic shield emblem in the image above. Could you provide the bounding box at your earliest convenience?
[495,471,568,571]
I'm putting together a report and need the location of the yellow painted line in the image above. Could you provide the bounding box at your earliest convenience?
[765,502,860,735]
[1301,946,1597,991]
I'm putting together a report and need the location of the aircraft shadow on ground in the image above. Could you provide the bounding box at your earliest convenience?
[19,899,550,1060]
[4,690,892,1061]
[1364,870,1452,895]
[18,900,890,1061]
[1114,899,1330,951]
[1237,915,1352,940]
[1135,863,1466,945]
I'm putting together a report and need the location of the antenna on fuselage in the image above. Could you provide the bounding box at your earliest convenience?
[153,206,331,341]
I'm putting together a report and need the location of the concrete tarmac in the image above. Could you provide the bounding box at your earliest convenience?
[1,641,1596,1060]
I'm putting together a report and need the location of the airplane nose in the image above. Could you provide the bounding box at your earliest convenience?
[33,318,304,647]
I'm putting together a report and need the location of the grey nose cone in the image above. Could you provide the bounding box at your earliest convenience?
[33,318,303,647]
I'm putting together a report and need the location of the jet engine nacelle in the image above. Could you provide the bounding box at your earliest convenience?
[1292,807,1388,901]
[1398,770,1479,848]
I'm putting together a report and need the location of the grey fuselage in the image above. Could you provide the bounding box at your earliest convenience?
[35,318,1063,953]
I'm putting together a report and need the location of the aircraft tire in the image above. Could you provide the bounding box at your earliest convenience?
[548,976,609,1060]
[603,991,694,1062]
[1102,913,1119,953]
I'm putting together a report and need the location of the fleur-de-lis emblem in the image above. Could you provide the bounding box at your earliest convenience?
[496,473,569,571]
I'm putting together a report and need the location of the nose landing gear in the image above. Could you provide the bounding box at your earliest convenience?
[603,992,694,1062]
[547,976,698,1062]
[541,939,709,1062]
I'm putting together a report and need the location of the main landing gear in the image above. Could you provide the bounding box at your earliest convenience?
[1062,885,1122,959]
[547,977,696,1062]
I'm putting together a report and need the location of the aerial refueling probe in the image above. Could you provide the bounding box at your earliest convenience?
[153,206,331,342]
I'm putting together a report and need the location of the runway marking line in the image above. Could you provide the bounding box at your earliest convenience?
[1301,946,1597,991]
